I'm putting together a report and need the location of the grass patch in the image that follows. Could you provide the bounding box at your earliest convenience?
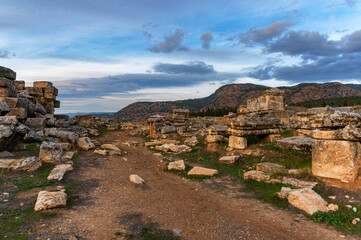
[310,204,361,236]
[244,179,290,208]
[0,207,57,239]
[281,129,294,138]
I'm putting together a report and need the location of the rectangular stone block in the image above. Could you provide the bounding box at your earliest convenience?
[0,86,17,97]
[0,66,16,80]
[0,97,18,108]
[312,140,361,183]
[44,92,56,99]
[25,118,46,132]
[15,80,25,90]
[6,107,27,119]
[229,135,247,149]
[0,77,15,88]
[33,81,53,92]
[25,87,44,97]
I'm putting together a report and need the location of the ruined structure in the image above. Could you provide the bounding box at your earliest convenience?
[172,108,189,120]
[246,88,284,113]
[290,107,361,184]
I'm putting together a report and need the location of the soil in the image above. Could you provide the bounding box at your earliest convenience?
[30,131,356,240]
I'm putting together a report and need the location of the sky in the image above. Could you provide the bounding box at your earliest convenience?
[1,0,361,113]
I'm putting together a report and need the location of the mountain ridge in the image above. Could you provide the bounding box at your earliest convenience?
[110,82,361,121]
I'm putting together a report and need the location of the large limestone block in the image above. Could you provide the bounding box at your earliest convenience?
[219,155,240,165]
[206,135,227,143]
[227,128,282,137]
[47,164,73,181]
[9,157,42,172]
[168,160,186,170]
[39,141,63,164]
[25,118,46,132]
[184,136,198,146]
[33,81,53,92]
[0,66,16,80]
[188,166,218,176]
[77,137,95,150]
[277,187,331,215]
[6,107,27,119]
[47,128,79,144]
[310,125,361,141]
[227,117,283,130]
[34,190,67,211]
[229,136,247,150]
[312,140,361,183]
[276,137,313,153]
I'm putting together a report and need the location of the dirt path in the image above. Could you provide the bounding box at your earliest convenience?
[34,131,354,240]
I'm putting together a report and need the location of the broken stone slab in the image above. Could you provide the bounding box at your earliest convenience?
[227,117,284,130]
[0,116,18,125]
[169,144,192,153]
[277,187,336,215]
[227,128,282,137]
[219,155,240,165]
[309,125,361,141]
[207,125,227,135]
[0,124,27,152]
[0,66,16,80]
[129,174,145,184]
[244,170,271,182]
[100,144,120,151]
[184,136,198,146]
[281,177,318,189]
[206,135,227,143]
[47,164,73,181]
[276,137,313,153]
[25,118,46,132]
[34,190,67,211]
[46,128,79,144]
[39,141,63,164]
[0,159,16,169]
[312,139,361,183]
[61,151,75,161]
[58,142,72,151]
[256,162,286,173]
[24,130,43,142]
[9,156,42,172]
[144,141,159,146]
[94,149,107,155]
[168,160,186,171]
[161,125,177,134]
[6,107,27,119]
[187,166,218,176]
[76,137,95,150]
[87,128,99,136]
[229,136,247,150]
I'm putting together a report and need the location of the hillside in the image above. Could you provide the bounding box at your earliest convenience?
[111,82,361,121]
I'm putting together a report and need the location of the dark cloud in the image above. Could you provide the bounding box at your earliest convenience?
[143,31,153,40]
[238,20,293,45]
[153,61,216,75]
[148,29,189,53]
[0,50,15,58]
[344,0,356,6]
[200,31,213,49]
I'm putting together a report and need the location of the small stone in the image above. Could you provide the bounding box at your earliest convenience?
[256,162,285,173]
[94,149,107,155]
[172,228,182,235]
[328,204,338,211]
[328,196,336,200]
[34,191,67,211]
[187,166,218,176]
[168,160,186,171]
[219,155,240,165]
[129,174,145,184]
[244,170,271,182]
[100,144,120,151]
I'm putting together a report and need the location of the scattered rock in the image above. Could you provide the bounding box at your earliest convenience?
[34,190,67,211]
[9,156,42,172]
[276,137,313,153]
[184,136,198,146]
[281,177,318,189]
[61,151,75,161]
[168,160,186,171]
[39,141,63,164]
[100,144,120,151]
[94,149,107,155]
[229,136,247,150]
[219,155,240,165]
[87,128,99,136]
[0,159,16,169]
[47,164,73,181]
[76,137,95,150]
[188,166,218,176]
[129,174,145,184]
[0,151,15,158]
[256,162,286,173]
[244,170,271,182]
[206,135,227,143]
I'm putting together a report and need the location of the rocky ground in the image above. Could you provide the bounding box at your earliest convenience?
[2,130,357,240]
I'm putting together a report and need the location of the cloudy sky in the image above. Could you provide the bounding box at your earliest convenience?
[1,0,361,113]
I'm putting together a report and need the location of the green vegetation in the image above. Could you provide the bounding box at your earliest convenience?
[190,107,237,117]
[289,96,361,108]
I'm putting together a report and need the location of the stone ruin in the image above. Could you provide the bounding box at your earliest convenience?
[290,106,361,184]
[246,88,284,113]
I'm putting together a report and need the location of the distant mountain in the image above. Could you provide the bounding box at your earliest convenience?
[346,84,361,91]
[61,112,115,119]
[110,82,361,122]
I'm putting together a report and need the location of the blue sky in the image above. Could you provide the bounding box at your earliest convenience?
[1,0,361,113]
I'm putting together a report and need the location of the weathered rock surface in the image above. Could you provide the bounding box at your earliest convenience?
[276,137,313,153]
[219,155,240,165]
[227,117,284,130]
[281,177,318,189]
[168,160,186,171]
[155,144,191,153]
[0,66,16,80]
[244,170,271,182]
[256,162,286,173]
[207,125,227,135]
[94,149,107,155]
[34,190,67,211]
[129,174,145,184]
[161,125,176,134]
[206,134,227,143]
[9,156,42,172]
[0,159,15,169]
[61,151,75,161]
[312,139,361,183]
[76,137,95,150]
[47,128,79,144]
[47,164,73,181]
[229,136,247,150]
[188,166,218,176]
[309,125,361,141]
[87,128,99,136]
[39,141,63,164]
[277,187,335,215]
[0,151,15,158]
[184,136,198,146]
[100,144,120,151]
